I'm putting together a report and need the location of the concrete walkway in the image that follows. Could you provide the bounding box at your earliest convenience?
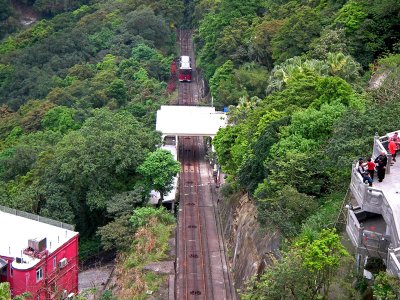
[374,160,400,238]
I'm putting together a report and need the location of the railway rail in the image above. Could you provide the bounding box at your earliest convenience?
[175,29,235,299]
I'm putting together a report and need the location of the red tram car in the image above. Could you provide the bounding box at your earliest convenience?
[178,55,192,82]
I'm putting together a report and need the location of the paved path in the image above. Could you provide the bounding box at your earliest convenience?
[374,160,400,239]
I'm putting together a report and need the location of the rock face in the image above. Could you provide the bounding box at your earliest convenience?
[219,193,280,293]
[11,0,39,26]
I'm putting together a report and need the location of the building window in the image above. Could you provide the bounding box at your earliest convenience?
[53,257,57,269]
[36,267,43,282]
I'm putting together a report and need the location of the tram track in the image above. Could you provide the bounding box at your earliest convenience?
[175,28,235,299]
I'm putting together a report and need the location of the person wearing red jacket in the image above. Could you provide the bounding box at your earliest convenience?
[367,157,376,179]
[389,139,397,162]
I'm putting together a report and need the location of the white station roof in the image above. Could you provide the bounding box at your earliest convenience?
[156,106,227,137]
[0,210,78,270]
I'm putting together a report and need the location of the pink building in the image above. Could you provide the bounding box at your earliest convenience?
[0,206,79,299]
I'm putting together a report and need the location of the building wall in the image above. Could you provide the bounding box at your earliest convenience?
[7,235,78,299]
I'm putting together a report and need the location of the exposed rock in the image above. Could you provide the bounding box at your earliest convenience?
[219,193,280,293]
[368,68,390,90]
[143,261,175,274]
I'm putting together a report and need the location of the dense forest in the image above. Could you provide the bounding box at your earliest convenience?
[0,0,400,298]
[191,0,400,298]
[0,0,184,245]
[0,0,183,297]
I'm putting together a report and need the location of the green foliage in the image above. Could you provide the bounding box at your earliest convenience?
[373,272,400,300]
[213,125,241,175]
[97,215,136,251]
[301,193,344,233]
[271,7,322,62]
[378,54,400,69]
[0,282,11,300]
[290,103,346,141]
[78,237,101,262]
[0,281,31,299]
[99,290,116,300]
[196,0,267,78]
[129,206,175,229]
[334,0,368,32]
[308,28,350,59]
[41,106,80,133]
[124,7,169,48]
[257,186,318,237]
[114,207,174,298]
[50,109,158,212]
[138,149,180,199]
[244,229,349,299]
[33,0,90,16]
[106,188,145,218]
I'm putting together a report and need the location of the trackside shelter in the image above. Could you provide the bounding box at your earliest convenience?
[151,106,227,205]
[156,106,227,141]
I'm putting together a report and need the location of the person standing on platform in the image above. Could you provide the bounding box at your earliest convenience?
[374,152,388,182]
[390,132,399,158]
[367,157,376,179]
[389,138,397,162]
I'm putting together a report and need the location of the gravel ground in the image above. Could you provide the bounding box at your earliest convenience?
[79,264,114,293]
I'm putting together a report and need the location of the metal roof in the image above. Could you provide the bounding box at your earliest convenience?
[156,106,227,138]
[0,209,78,270]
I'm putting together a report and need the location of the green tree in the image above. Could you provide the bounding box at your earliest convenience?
[249,19,285,69]
[105,188,145,218]
[39,109,159,234]
[308,28,350,59]
[97,215,136,251]
[271,7,322,62]
[373,272,400,300]
[245,229,349,299]
[0,282,11,300]
[256,186,318,236]
[209,60,246,108]
[124,7,169,48]
[41,106,80,133]
[138,149,180,202]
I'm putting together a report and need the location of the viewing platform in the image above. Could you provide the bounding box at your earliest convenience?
[347,131,400,278]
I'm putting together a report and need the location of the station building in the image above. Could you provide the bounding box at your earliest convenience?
[0,205,79,299]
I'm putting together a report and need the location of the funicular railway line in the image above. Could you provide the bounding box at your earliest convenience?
[175,29,235,299]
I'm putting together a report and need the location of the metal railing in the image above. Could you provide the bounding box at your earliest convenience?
[0,205,75,231]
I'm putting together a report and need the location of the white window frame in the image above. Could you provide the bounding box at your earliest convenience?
[53,257,57,269]
[36,267,43,282]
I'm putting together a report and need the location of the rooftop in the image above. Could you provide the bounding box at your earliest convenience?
[0,207,78,270]
[156,106,227,138]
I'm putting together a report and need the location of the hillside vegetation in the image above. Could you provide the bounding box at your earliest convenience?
[0,0,183,241]
[191,0,400,298]
[0,0,399,298]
